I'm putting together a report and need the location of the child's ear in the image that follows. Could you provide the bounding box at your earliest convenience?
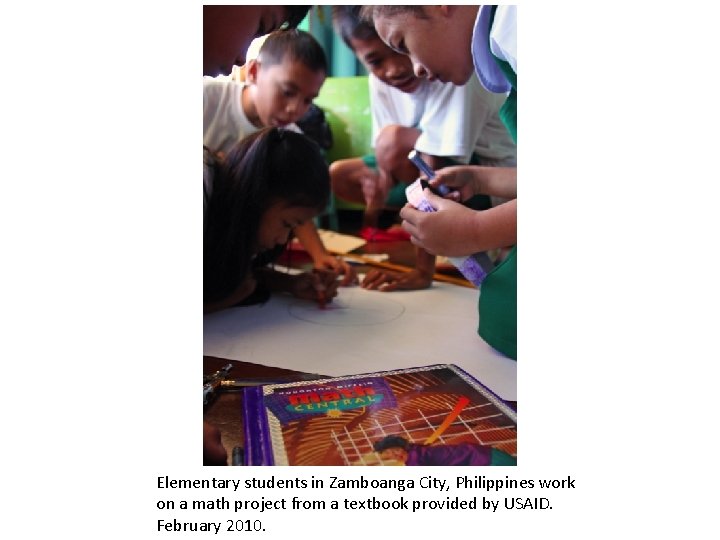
[246,59,260,84]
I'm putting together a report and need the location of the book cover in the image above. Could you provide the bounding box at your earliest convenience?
[242,364,517,466]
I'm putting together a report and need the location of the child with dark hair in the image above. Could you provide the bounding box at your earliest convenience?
[254,29,328,75]
[205,29,356,286]
[361,5,518,360]
[204,128,339,313]
[329,6,514,292]
[204,29,328,154]
[202,5,313,466]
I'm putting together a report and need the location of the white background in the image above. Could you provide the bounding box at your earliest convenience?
[2,2,718,538]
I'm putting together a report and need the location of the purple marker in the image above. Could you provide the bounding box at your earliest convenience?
[408,150,451,196]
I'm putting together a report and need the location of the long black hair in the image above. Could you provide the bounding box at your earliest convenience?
[204,128,330,303]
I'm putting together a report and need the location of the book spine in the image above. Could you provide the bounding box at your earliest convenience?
[448,364,517,417]
[242,386,275,465]
[405,179,493,287]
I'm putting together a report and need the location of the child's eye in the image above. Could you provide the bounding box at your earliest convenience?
[391,38,408,55]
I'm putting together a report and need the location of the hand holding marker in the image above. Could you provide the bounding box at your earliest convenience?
[408,150,451,196]
[405,151,494,287]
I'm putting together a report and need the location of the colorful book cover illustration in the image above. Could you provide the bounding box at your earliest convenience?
[242,364,517,466]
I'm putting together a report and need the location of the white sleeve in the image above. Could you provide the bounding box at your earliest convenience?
[203,79,229,151]
[414,78,490,163]
[203,79,219,137]
[369,75,399,148]
[490,5,517,73]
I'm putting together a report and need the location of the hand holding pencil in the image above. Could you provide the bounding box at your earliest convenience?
[289,269,340,306]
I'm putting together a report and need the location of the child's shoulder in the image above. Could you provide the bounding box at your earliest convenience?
[203,77,245,101]
[204,74,241,85]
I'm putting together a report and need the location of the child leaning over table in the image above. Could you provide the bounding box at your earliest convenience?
[204,29,356,287]
[362,5,518,360]
[204,128,340,314]
[330,6,515,292]
[203,5,312,466]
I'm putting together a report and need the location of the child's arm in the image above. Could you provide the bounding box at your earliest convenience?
[257,267,340,303]
[203,274,257,314]
[294,222,358,285]
[361,247,435,292]
[431,165,517,201]
[400,192,516,257]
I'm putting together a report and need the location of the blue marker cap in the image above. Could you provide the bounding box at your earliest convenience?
[408,150,450,196]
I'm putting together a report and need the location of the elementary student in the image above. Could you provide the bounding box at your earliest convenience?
[203,5,312,466]
[362,5,518,360]
[204,29,356,285]
[330,6,515,292]
[223,33,335,154]
[204,128,339,313]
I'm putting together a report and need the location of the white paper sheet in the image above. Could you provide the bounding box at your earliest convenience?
[203,282,517,400]
[317,229,367,254]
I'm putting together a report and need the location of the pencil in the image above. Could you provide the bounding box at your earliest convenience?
[340,253,475,289]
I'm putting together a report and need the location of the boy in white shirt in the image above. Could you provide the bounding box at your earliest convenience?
[330,6,515,290]
[204,29,355,284]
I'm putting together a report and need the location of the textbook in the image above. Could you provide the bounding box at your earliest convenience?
[242,364,517,466]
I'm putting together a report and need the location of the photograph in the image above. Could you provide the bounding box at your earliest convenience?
[203,5,517,467]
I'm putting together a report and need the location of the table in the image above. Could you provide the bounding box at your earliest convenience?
[203,231,511,464]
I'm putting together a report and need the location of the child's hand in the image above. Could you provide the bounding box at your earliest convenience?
[361,268,432,292]
[313,253,359,286]
[401,190,516,256]
[432,165,517,200]
[429,165,478,201]
[290,269,340,305]
[400,190,480,257]
[361,169,393,211]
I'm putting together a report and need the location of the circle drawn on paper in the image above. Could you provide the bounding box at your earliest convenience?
[288,291,405,326]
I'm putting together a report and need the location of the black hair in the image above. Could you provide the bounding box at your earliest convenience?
[204,128,330,303]
[331,6,378,49]
[283,6,311,30]
[257,29,327,74]
[373,435,409,452]
[359,6,427,24]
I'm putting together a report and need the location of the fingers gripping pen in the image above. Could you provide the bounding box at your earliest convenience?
[406,151,494,287]
[407,150,451,196]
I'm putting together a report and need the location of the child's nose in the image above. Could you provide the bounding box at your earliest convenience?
[385,62,402,79]
[412,61,428,79]
[286,98,301,115]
